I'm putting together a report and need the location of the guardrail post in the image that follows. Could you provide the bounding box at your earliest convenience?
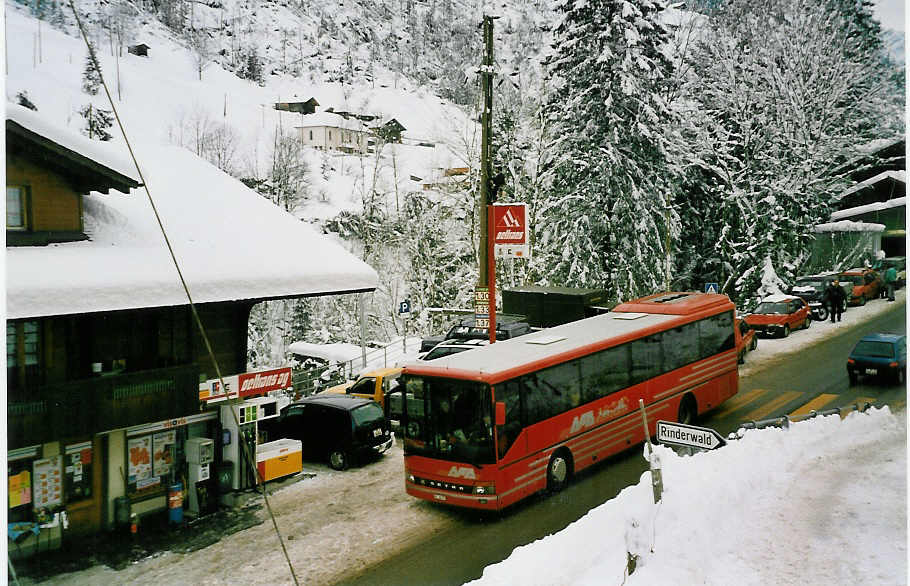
[638,399,662,503]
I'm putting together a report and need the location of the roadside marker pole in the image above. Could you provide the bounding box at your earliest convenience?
[639,399,663,503]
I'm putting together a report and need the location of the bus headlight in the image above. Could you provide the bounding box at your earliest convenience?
[408,474,415,483]
[474,482,495,495]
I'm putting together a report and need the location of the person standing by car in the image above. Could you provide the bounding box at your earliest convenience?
[826,279,846,322]
[884,265,898,302]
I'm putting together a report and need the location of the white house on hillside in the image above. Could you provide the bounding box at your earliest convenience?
[296,112,371,154]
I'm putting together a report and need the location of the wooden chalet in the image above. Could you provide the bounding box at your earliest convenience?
[5,106,377,554]
[374,118,406,144]
[127,43,150,57]
[273,97,319,114]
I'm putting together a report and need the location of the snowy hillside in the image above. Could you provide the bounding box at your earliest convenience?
[7,0,904,362]
[6,0,546,360]
[5,1,482,216]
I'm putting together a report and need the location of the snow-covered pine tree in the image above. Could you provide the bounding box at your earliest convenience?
[79,104,114,141]
[402,190,476,336]
[674,0,904,305]
[535,0,679,303]
[82,42,102,95]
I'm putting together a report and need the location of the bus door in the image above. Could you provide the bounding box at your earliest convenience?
[494,379,526,463]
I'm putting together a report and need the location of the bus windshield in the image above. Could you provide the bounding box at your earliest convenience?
[401,375,495,465]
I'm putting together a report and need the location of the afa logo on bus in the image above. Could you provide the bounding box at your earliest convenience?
[569,398,629,434]
[448,466,477,479]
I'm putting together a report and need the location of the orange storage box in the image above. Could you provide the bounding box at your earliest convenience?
[256,439,302,482]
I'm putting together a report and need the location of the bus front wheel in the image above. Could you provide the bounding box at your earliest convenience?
[546,450,572,493]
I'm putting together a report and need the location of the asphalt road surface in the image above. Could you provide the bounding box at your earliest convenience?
[339,301,906,586]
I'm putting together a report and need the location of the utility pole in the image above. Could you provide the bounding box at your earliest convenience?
[479,15,496,343]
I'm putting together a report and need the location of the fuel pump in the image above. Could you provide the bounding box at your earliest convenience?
[185,437,214,516]
[219,397,279,492]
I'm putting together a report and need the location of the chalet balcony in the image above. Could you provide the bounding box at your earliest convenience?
[7,364,200,449]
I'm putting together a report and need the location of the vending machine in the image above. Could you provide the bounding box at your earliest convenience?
[219,397,279,492]
[185,437,214,516]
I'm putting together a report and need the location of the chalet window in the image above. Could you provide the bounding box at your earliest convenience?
[6,186,28,230]
[309,130,313,140]
[328,130,332,140]
[7,320,41,391]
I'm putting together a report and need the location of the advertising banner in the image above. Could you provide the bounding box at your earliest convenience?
[492,203,530,259]
[153,430,177,476]
[199,366,293,403]
[127,436,152,483]
[32,455,63,509]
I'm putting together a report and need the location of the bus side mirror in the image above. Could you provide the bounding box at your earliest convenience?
[495,401,506,426]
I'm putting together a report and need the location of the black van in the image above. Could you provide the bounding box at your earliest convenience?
[259,395,393,470]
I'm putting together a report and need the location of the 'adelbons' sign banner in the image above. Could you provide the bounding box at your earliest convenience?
[492,203,530,258]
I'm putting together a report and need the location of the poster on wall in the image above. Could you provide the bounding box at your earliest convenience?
[127,436,152,483]
[64,441,93,502]
[8,470,32,509]
[32,455,63,509]
[153,430,176,476]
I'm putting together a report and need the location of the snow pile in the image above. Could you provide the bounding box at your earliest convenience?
[470,406,907,586]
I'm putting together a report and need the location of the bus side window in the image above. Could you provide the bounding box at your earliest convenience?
[580,344,629,402]
[496,380,522,459]
[662,323,699,371]
[699,311,735,357]
[522,374,549,425]
[630,334,663,384]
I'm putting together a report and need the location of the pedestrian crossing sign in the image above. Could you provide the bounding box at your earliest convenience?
[705,283,719,294]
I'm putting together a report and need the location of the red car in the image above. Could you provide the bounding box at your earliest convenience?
[744,295,811,338]
[735,318,758,364]
[839,267,882,306]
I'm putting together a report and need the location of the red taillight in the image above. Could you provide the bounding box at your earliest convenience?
[889,362,899,368]
[847,358,855,365]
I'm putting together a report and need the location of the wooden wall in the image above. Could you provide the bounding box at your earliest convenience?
[6,155,82,232]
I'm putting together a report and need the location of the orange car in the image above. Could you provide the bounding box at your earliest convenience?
[744,295,811,338]
[839,267,882,306]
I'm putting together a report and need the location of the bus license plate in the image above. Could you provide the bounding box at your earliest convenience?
[434,494,447,501]
[865,368,877,375]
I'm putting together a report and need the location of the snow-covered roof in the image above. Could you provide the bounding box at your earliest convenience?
[814,220,886,233]
[856,136,905,154]
[7,103,140,186]
[7,133,378,319]
[829,196,905,221]
[838,170,906,198]
[295,111,370,131]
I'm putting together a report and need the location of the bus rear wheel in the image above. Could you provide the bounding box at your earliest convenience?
[546,450,572,493]
[677,395,697,425]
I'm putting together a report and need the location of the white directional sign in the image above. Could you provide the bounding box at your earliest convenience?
[656,420,726,450]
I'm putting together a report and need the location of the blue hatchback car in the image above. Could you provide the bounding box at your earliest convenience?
[847,333,907,385]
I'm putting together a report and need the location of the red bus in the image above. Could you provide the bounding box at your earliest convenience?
[398,292,739,510]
